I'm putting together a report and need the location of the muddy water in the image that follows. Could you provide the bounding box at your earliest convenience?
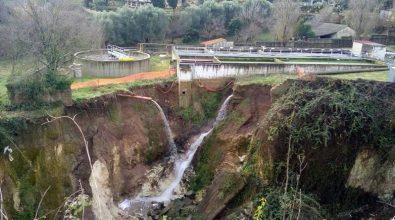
[151,100,177,156]
[119,95,233,212]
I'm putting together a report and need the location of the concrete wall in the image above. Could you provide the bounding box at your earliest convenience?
[74,50,150,77]
[390,67,395,82]
[178,62,387,81]
[352,42,363,57]
[371,46,387,61]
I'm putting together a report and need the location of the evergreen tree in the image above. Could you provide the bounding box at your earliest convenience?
[152,0,166,8]
[167,0,178,10]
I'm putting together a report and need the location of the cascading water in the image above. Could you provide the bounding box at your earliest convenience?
[117,94,177,156]
[119,95,234,211]
[151,100,177,156]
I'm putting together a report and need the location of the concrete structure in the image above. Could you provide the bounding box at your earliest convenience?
[173,46,388,106]
[178,62,387,81]
[200,38,234,48]
[126,0,151,8]
[390,67,395,82]
[74,49,150,77]
[352,40,387,61]
[310,22,355,39]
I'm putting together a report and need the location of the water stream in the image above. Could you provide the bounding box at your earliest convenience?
[151,100,177,156]
[119,95,234,211]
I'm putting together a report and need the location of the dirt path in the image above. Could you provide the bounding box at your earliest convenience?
[71,69,176,90]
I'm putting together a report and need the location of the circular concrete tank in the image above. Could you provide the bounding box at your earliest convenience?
[74,49,150,77]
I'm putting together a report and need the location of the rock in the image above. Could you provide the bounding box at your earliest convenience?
[185,190,195,199]
[238,155,246,163]
[347,147,395,200]
[89,160,123,220]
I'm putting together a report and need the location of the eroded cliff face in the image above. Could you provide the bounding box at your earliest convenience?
[177,79,395,220]
[0,81,231,219]
[1,78,395,220]
[0,94,172,219]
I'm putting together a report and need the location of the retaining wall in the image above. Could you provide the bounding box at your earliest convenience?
[178,62,388,81]
[74,50,150,77]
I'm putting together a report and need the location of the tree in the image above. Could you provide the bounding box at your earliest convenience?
[312,6,335,24]
[345,0,379,38]
[272,0,301,45]
[92,0,109,10]
[238,0,271,42]
[84,0,93,7]
[96,5,169,45]
[152,0,166,8]
[227,18,242,36]
[294,19,315,39]
[3,0,103,93]
[167,0,178,10]
[0,0,8,23]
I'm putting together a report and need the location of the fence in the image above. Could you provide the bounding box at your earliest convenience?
[255,38,353,49]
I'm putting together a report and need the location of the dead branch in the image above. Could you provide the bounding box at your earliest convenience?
[41,114,102,218]
[0,185,8,220]
[34,186,51,220]
[41,114,92,170]
[377,200,395,208]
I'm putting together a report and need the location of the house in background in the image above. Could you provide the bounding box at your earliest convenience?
[310,22,355,39]
[352,40,387,61]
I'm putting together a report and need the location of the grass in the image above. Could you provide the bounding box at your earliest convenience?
[256,31,275,41]
[149,55,171,72]
[322,71,389,81]
[236,70,389,86]
[236,74,297,86]
[72,76,176,102]
[0,60,12,106]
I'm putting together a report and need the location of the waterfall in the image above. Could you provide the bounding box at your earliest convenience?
[151,100,177,156]
[119,95,233,210]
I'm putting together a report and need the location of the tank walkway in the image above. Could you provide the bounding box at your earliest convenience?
[71,68,176,90]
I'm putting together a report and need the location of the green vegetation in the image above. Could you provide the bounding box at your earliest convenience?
[266,78,395,155]
[236,71,389,87]
[177,92,223,125]
[189,131,224,191]
[97,0,271,45]
[323,71,389,81]
[72,77,176,102]
[96,6,169,46]
[0,59,12,106]
[294,18,315,39]
[247,78,395,216]
[236,74,296,86]
[240,78,395,219]
[251,187,323,220]
[256,31,275,41]
[149,55,171,71]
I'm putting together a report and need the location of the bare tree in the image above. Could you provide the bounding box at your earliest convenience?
[312,6,335,24]
[237,0,271,42]
[3,0,103,72]
[201,17,227,39]
[271,0,300,45]
[345,0,379,38]
[0,0,8,23]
